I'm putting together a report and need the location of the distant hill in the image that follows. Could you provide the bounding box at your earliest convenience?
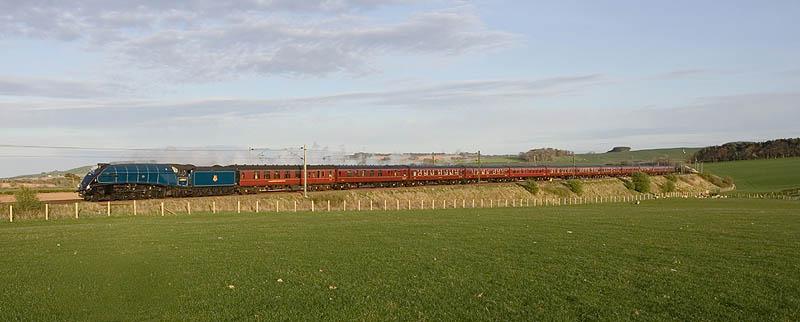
[7,165,93,180]
[485,148,699,165]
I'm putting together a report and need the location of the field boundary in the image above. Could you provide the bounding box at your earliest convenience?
[2,191,744,223]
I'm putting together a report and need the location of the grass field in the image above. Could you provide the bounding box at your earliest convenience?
[1,199,798,320]
[703,157,800,193]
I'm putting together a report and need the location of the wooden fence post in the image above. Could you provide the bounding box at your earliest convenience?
[212,201,216,214]
[481,199,484,208]
[107,201,111,217]
[407,199,411,210]
[311,200,315,212]
[490,199,493,208]
[370,200,373,211]
[463,199,466,208]
[188,201,191,215]
[358,200,361,211]
[383,200,387,211]
[133,200,137,216]
[237,200,241,214]
[343,200,347,211]
[397,199,400,210]
[255,200,259,213]
[421,199,424,210]
[327,200,331,212]
[472,199,475,208]
[74,203,79,219]
[432,200,435,210]
[8,205,12,223]
[160,202,165,216]
[45,204,49,221]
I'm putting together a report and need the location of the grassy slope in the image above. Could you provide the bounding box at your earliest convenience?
[1,199,798,321]
[703,157,800,193]
[484,148,700,165]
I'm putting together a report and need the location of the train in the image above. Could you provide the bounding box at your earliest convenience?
[77,163,677,201]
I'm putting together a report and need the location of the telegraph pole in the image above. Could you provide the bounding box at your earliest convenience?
[477,150,481,183]
[302,144,308,198]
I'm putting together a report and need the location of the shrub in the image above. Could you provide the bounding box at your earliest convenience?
[699,173,734,188]
[620,178,635,190]
[14,187,43,213]
[565,179,583,195]
[522,180,540,195]
[665,174,678,183]
[631,172,651,193]
[722,176,734,186]
[662,180,676,193]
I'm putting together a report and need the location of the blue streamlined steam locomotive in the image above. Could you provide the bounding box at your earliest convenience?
[78,163,238,201]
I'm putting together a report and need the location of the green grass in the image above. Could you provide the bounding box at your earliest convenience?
[1,199,798,320]
[703,157,800,193]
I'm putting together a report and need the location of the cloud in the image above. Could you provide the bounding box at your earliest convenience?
[0,76,130,98]
[1,74,604,113]
[648,68,723,80]
[0,1,518,80]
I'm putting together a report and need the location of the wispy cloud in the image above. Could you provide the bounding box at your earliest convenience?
[1,74,605,113]
[0,1,518,80]
[0,76,130,99]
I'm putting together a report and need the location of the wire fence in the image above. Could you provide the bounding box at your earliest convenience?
[0,191,754,223]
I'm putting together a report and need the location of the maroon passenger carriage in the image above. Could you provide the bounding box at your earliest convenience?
[234,164,677,193]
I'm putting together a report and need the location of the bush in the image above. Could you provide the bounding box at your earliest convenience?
[662,180,676,193]
[699,173,734,188]
[565,179,583,195]
[666,174,678,183]
[631,172,651,193]
[14,187,43,213]
[522,180,540,195]
[620,178,635,190]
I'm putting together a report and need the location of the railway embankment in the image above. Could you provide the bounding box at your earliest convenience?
[1,174,722,220]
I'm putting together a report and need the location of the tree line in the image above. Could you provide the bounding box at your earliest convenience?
[692,138,800,162]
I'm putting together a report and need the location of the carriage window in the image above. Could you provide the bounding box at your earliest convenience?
[254,171,259,180]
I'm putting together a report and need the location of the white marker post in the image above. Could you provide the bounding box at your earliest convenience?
[74,203,79,219]
[187,201,191,215]
[255,200,259,213]
[107,201,111,217]
[8,205,12,223]
[45,204,49,221]
[160,202,165,216]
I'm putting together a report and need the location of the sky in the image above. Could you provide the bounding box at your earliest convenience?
[1,0,799,177]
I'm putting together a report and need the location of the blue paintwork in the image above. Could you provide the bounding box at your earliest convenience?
[190,170,237,187]
[96,164,179,186]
